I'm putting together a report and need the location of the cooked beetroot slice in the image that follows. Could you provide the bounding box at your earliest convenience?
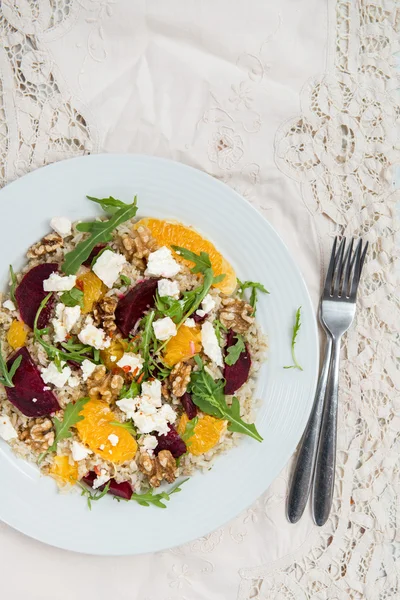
[82,244,107,267]
[16,263,58,329]
[192,312,207,324]
[6,347,60,417]
[156,425,187,458]
[224,330,251,395]
[82,471,133,500]
[115,278,159,337]
[181,392,197,420]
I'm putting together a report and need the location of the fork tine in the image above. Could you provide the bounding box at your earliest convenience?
[349,240,367,299]
[323,237,338,296]
[332,237,346,296]
[343,238,354,297]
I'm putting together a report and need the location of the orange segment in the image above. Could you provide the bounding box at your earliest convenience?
[50,455,79,486]
[178,413,227,456]
[100,339,127,371]
[7,320,27,350]
[163,324,202,367]
[76,399,137,464]
[76,272,107,314]
[135,219,236,295]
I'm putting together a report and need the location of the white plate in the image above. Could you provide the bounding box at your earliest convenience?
[0,155,318,555]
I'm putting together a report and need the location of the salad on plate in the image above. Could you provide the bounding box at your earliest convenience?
[0,195,267,508]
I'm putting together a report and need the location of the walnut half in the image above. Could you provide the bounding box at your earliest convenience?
[19,417,55,453]
[169,362,192,397]
[93,296,118,336]
[138,450,177,488]
[87,365,124,402]
[27,233,63,259]
[219,297,254,334]
[120,226,158,269]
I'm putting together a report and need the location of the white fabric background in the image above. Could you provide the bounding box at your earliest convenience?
[0,1,399,598]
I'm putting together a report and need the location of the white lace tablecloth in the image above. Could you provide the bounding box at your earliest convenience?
[0,1,399,598]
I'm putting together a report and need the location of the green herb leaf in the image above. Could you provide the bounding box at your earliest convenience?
[77,481,111,510]
[9,265,17,305]
[120,274,131,286]
[226,397,263,441]
[119,380,141,400]
[213,319,228,345]
[180,416,199,445]
[130,478,189,508]
[140,310,156,374]
[225,334,245,366]
[38,397,90,463]
[237,279,269,312]
[0,344,22,388]
[62,197,138,274]
[86,195,127,215]
[59,287,84,308]
[284,306,303,371]
[110,420,137,437]
[155,292,183,323]
[189,362,262,442]
[171,246,211,274]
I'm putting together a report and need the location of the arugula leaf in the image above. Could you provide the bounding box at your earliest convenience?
[189,360,263,442]
[78,481,111,510]
[9,265,17,305]
[225,334,245,366]
[140,310,156,373]
[110,420,137,437]
[0,344,22,388]
[86,195,127,215]
[119,380,141,400]
[62,197,138,274]
[171,246,211,273]
[180,416,199,445]
[155,292,183,323]
[130,478,189,508]
[214,319,228,345]
[120,274,131,286]
[284,306,303,371]
[60,287,84,308]
[237,279,269,312]
[38,397,90,463]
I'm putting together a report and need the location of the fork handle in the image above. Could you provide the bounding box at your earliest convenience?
[287,335,332,523]
[313,336,341,526]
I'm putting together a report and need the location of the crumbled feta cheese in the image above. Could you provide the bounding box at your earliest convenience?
[201,321,223,367]
[41,361,72,388]
[93,468,110,489]
[157,278,180,299]
[196,293,216,318]
[50,216,72,238]
[116,379,176,435]
[68,376,80,388]
[52,303,81,343]
[0,415,18,441]
[71,441,92,461]
[92,249,126,288]
[3,300,16,312]
[32,398,38,403]
[81,359,96,381]
[146,246,181,278]
[140,435,158,456]
[43,273,76,292]
[108,433,119,446]
[185,318,196,328]
[153,316,177,341]
[116,353,144,373]
[78,317,111,350]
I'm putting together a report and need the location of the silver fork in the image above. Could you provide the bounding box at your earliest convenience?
[287,237,368,525]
